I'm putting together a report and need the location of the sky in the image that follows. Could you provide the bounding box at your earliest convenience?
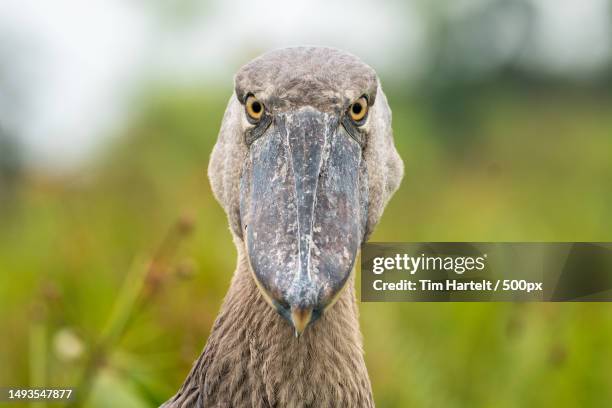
[0,0,610,170]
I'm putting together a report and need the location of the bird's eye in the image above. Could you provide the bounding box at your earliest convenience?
[348,96,368,124]
[245,95,264,121]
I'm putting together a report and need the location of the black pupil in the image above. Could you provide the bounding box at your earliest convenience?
[352,103,362,115]
[251,101,261,114]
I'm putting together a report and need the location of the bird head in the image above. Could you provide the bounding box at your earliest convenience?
[208,47,403,336]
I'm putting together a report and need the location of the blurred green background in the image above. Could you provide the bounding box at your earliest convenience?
[1,0,612,407]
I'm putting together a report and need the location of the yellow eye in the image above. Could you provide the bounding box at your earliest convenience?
[245,95,264,121]
[348,96,368,123]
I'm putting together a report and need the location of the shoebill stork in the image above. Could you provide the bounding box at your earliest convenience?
[162,47,403,407]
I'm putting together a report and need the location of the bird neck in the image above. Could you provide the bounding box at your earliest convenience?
[176,243,374,406]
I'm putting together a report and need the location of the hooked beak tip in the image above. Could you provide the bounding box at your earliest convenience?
[291,307,313,337]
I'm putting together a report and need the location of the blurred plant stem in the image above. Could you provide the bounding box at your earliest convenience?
[69,215,194,407]
[29,318,47,408]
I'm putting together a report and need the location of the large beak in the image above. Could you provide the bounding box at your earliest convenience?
[240,107,368,336]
